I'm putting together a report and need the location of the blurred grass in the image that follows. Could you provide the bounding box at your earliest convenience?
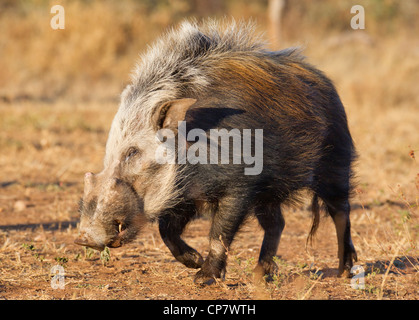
[0,0,418,103]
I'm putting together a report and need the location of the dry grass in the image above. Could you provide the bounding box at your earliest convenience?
[0,0,418,300]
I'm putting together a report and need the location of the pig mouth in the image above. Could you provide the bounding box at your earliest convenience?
[106,222,127,248]
[107,233,125,248]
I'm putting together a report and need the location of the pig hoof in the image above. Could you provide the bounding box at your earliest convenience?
[178,251,204,269]
[253,261,278,283]
[338,269,351,278]
[338,250,357,278]
[193,265,226,285]
[194,270,216,286]
[338,263,354,278]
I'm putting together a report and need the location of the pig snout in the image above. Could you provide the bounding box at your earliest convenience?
[74,232,105,251]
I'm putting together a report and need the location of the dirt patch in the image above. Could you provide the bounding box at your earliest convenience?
[0,184,418,300]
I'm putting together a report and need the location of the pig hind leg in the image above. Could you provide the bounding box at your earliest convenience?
[159,210,204,269]
[314,159,357,277]
[323,194,357,277]
[253,204,285,281]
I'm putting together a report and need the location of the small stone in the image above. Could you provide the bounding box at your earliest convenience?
[14,200,26,212]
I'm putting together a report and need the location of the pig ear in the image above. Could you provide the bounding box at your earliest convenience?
[153,98,197,131]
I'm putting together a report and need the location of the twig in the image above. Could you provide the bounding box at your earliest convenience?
[300,273,323,300]
[377,246,400,300]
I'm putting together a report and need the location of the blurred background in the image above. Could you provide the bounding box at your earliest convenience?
[0,0,418,104]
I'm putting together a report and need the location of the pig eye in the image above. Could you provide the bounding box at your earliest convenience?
[125,147,139,162]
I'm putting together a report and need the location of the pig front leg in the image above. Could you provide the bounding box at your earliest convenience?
[194,196,247,285]
[253,204,285,281]
[158,212,204,269]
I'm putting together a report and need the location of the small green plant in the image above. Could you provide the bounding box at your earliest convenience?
[22,243,44,262]
[272,256,287,266]
[22,243,35,251]
[309,269,323,280]
[270,272,284,289]
[398,209,411,223]
[296,262,308,270]
[84,246,95,259]
[100,246,111,266]
[232,256,255,278]
[55,256,69,265]
[243,257,255,276]
[33,253,44,262]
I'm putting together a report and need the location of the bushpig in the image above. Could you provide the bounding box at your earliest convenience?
[75,20,358,285]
